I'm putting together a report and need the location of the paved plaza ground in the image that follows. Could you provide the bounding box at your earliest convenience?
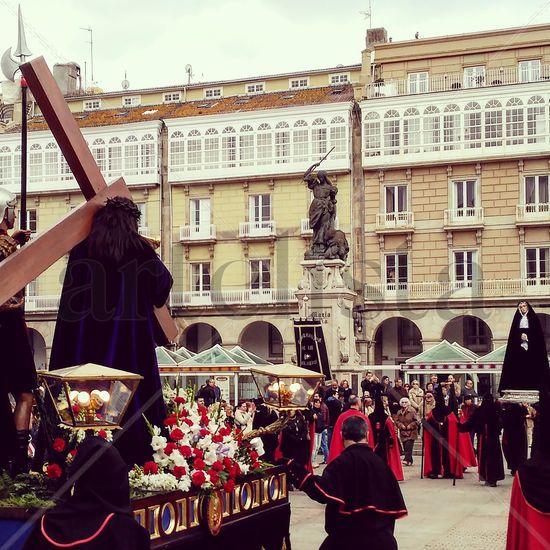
[289,461,511,549]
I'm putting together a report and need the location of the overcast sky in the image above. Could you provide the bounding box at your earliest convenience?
[1,0,549,92]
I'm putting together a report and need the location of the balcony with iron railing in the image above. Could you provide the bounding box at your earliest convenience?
[364,65,550,99]
[364,278,550,302]
[170,288,297,307]
[24,295,60,312]
[444,207,484,229]
[179,224,217,242]
[239,220,276,239]
[516,203,550,225]
[375,211,414,232]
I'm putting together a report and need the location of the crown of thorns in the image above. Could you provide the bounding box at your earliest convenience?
[104,196,141,220]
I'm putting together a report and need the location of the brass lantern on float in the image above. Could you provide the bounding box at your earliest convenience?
[249,363,324,411]
[39,364,142,429]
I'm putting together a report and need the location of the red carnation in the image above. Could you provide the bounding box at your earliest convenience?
[208,469,219,484]
[194,458,206,470]
[201,415,209,426]
[249,451,259,462]
[223,457,233,468]
[193,448,203,459]
[52,438,66,453]
[164,442,178,456]
[143,461,159,475]
[97,430,108,440]
[199,428,210,437]
[211,460,223,472]
[71,404,80,415]
[191,470,206,487]
[212,434,223,443]
[170,428,184,441]
[178,409,189,418]
[173,466,187,479]
[252,461,261,470]
[180,445,192,458]
[163,415,177,427]
[46,463,62,479]
[183,418,193,427]
[197,405,207,415]
[223,479,235,493]
[174,396,186,405]
[220,426,231,436]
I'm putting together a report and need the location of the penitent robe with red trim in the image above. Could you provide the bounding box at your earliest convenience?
[370,416,404,482]
[328,409,373,464]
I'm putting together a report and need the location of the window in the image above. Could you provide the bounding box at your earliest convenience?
[453,180,476,214]
[403,108,420,153]
[407,72,428,94]
[0,146,11,183]
[454,250,476,285]
[398,319,422,355]
[524,175,549,212]
[108,137,122,177]
[330,116,347,159]
[163,92,181,103]
[204,87,222,99]
[463,66,485,88]
[383,110,400,155]
[519,60,541,83]
[204,128,220,169]
[443,104,460,150]
[246,83,264,94]
[22,209,37,233]
[506,98,524,145]
[385,254,408,288]
[275,122,290,163]
[123,96,141,107]
[464,102,481,149]
[268,325,283,358]
[250,259,271,289]
[239,125,254,166]
[464,317,489,352]
[169,131,185,169]
[312,118,327,156]
[187,129,202,170]
[329,73,349,85]
[484,100,502,147]
[140,134,155,173]
[249,194,271,223]
[364,112,381,156]
[191,263,211,292]
[124,135,139,175]
[26,279,38,297]
[29,144,43,181]
[44,142,59,180]
[13,146,21,182]
[290,78,309,89]
[526,247,550,283]
[221,127,236,167]
[423,106,440,152]
[91,138,106,173]
[527,96,545,144]
[190,198,211,229]
[385,185,408,216]
[293,120,309,162]
[83,99,101,111]
[136,203,147,230]
[257,123,272,165]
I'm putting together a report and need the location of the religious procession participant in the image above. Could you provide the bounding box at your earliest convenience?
[0,189,37,475]
[327,394,372,463]
[506,392,550,549]
[501,402,528,475]
[286,416,407,550]
[369,389,403,481]
[49,197,173,467]
[422,387,471,479]
[458,394,504,487]
[23,437,150,550]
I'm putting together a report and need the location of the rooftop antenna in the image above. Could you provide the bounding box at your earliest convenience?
[185,64,193,85]
[80,27,94,84]
[121,70,130,90]
[360,0,373,29]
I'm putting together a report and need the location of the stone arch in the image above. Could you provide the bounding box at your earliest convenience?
[442,315,493,354]
[372,317,422,364]
[239,321,283,363]
[180,323,222,353]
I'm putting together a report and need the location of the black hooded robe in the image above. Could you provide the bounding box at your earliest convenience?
[500,403,528,474]
[23,437,150,550]
[499,301,550,393]
[288,443,407,549]
[49,240,172,467]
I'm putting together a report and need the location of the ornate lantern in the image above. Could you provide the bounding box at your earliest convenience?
[40,364,142,429]
[249,364,324,411]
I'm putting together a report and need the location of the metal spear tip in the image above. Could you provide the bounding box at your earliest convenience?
[14,4,32,59]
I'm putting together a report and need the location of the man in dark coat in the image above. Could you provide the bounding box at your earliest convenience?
[49,198,172,468]
[500,402,528,475]
[459,394,505,487]
[499,301,550,394]
[252,401,278,463]
[196,378,217,407]
[286,415,407,549]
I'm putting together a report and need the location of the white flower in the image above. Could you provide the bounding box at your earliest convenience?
[203,448,218,466]
[177,477,191,492]
[170,451,187,468]
[151,435,167,451]
[240,463,250,475]
[249,437,265,457]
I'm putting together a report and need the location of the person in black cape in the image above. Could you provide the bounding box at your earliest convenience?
[48,197,173,467]
[286,415,407,549]
[280,410,311,468]
[252,400,279,462]
[500,402,528,475]
[23,436,150,550]
[424,387,452,479]
[499,301,550,394]
[459,394,504,486]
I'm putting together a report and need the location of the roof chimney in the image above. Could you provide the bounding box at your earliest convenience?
[366,27,388,48]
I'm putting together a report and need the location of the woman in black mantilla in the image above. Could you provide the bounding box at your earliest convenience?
[499,301,550,394]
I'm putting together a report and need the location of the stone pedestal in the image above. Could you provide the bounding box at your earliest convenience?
[295,259,361,373]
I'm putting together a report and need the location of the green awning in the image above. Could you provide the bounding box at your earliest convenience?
[404,340,478,366]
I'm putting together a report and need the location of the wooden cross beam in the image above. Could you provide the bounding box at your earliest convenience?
[0,57,177,341]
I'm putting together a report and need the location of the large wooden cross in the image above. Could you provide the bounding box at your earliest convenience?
[0,57,177,341]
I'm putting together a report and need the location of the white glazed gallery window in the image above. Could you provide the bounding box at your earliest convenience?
[257,123,272,165]
[108,137,122,177]
[191,263,211,292]
[527,95,545,144]
[484,100,503,147]
[29,144,43,181]
[454,250,476,286]
[407,72,428,94]
[289,78,309,89]
[464,102,482,149]
[163,92,181,103]
[506,98,525,145]
[453,179,477,216]
[44,142,59,181]
[124,135,139,176]
[204,87,222,99]
[293,120,309,162]
[140,134,156,173]
[239,125,254,166]
[91,138,106,173]
[524,175,549,213]
[204,128,220,169]
[443,104,460,150]
[250,259,271,290]
[169,131,185,169]
[423,106,440,152]
[83,99,101,111]
[383,110,400,155]
[246,83,265,95]
[123,96,141,107]
[222,127,237,167]
[403,108,420,153]
[0,146,11,184]
[275,122,290,164]
[364,112,381,156]
[463,66,485,88]
[519,60,541,83]
[385,253,408,289]
[329,73,349,85]
[312,118,328,156]
[526,247,550,285]
[187,130,202,170]
[330,116,347,159]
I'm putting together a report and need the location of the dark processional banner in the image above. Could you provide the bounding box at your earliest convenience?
[293,320,332,381]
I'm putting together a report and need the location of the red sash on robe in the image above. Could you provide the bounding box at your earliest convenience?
[328,409,373,464]
[384,417,404,482]
[506,475,550,550]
